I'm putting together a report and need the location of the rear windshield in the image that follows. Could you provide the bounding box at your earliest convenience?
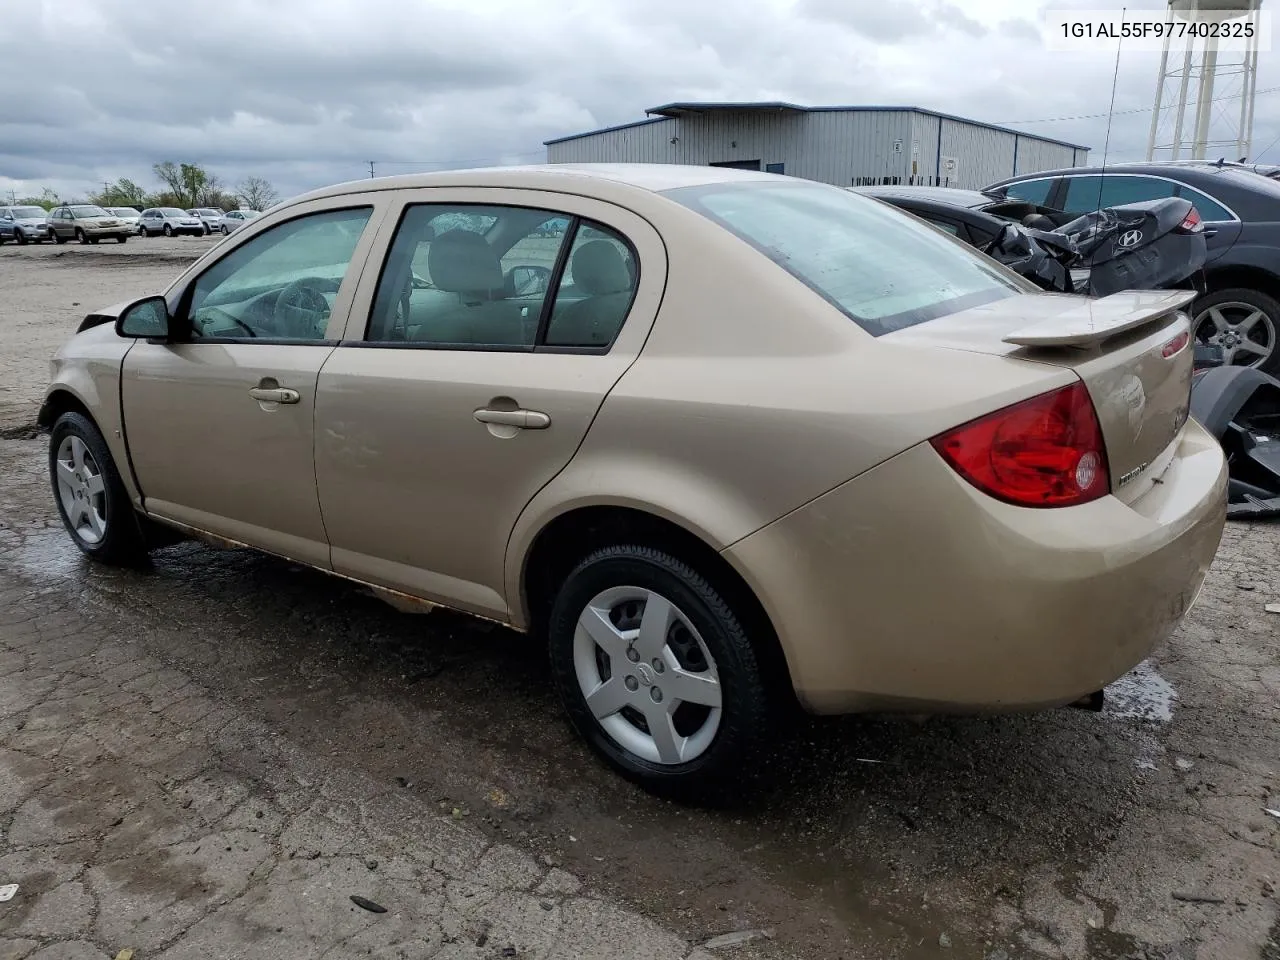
[663,181,1024,335]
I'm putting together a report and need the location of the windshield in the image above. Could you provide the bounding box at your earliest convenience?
[160,208,188,217]
[70,205,109,217]
[197,209,220,216]
[110,208,137,216]
[664,181,1024,335]
[11,207,46,219]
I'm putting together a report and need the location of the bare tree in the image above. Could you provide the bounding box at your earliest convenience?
[236,176,279,211]
[152,161,185,200]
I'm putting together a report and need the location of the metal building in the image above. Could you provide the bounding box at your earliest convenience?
[545,103,1090,190]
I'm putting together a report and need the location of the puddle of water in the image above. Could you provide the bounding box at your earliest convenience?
[2,527,88,584]
[1103,660,1176,771]
[1103,660,1176,724]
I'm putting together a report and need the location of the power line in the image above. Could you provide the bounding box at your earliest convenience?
[995,84,1280,126]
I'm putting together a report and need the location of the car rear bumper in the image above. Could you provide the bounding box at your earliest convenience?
[723,418,1228,715]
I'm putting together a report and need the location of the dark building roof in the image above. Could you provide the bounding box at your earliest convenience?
[544,103,1091,151]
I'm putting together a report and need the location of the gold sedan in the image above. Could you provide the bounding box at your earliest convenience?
[41,164,1227,796]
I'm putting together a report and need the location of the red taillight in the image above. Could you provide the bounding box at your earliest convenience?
[930,382,1110,508]
[1177,207,1203,233]
[1162,329,1190,358]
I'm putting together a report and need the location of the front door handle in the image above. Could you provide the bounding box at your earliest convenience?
[473,408,551,429]
[249,387,300,404]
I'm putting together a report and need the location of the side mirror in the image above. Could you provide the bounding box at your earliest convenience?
[508,265,551,297]
[116,296,171,340]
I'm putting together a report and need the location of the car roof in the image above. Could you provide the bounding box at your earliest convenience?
[854,185,996,208]
[293,163,781,207]
[987,160,1258,187]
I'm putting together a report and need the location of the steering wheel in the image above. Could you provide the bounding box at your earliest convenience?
[273,278,331,339]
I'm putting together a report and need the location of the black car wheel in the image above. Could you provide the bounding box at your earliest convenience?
[48,412,150,566]
[75,228,88,244]
[1194,288,1280,376]
[116,235,127,244]
[51,228,64,244]
[15,229,28,245]
[220,225,229,235]
[548,544,770,801]
[163,224,173,237]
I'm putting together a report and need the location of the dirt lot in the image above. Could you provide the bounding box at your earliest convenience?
[0,243,1277,960]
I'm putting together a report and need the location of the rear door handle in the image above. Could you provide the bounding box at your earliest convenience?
[474,408,551,429]
[249,387,300,404]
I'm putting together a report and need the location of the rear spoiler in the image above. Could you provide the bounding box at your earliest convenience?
[1002,289,1196,348]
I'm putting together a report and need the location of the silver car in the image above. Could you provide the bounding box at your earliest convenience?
[187,208,225,234]
[0,205,53,244]
[219,209,259,234]
[107,207,142,226]
[46,204,130,244]
[136,208,205,237]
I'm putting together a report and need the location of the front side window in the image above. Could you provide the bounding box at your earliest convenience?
[186,206,373,341]
[1001,178,1054,206]
[665,181,1023,335]
[1063,175,1177,214]
[367,204,635,349]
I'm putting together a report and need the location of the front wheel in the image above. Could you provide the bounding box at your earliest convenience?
[220,224,229,235]
[15,229,28,245]
[163,224,173,237]
[548,545,770,800]
[116,235,127,244]
[49,412,149,566]
[1194,288,1280,375]
[75,228,88,244]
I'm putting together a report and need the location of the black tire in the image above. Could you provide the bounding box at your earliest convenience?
[220,225,229,235]
[16,229,28,245]
[75,228,87,244]
[547,544,769,801]
[48,412,150,567]
[163,224,173,237]
[1194,287,1280,376]
[116,235,127,244]
[89,237,99,245]
[51,228,64,244]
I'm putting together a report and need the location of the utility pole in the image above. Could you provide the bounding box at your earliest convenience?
[368,161,375,179]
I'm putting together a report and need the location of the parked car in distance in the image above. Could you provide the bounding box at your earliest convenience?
[40,164,1227,796]
[136,208,206,237]
[987,162,1280,374]
[0,205,53,244]
[46,204,130,244]
[106,207,142,225]
[219,208,259,234]
[852,185,1067,245]
[187,208,225,234]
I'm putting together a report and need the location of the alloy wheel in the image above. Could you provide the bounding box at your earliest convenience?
[573,586,723,765]
[55,435,108,545]
[1195,301,1276,368]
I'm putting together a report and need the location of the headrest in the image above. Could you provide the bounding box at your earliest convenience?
[571,240,630,296]
[428,229,502,295]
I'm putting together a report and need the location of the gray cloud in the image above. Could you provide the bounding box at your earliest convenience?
[0,0,1276,204]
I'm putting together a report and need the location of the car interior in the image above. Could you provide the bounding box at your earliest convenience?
[367,205,638,349]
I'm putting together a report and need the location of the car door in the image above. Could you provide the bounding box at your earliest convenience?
[314,189,666,620]
[119,197,388,567]
[0,209,12,239]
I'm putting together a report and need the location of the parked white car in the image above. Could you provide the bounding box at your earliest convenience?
[107,207,142,225]
[219,209,259,234]
[187,208,225,234]
[136,208,205,237]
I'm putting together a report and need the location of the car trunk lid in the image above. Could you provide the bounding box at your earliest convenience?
[886,290,1197,501]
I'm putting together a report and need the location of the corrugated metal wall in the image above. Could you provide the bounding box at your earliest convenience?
[547,110,1085,189]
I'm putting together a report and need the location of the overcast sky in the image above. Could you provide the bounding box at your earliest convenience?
[2,0,1277,203]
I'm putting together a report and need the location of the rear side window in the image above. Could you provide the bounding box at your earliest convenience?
[1178,185,1234,222]
[664,181,1024,335]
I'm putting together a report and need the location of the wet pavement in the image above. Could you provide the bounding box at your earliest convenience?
[1,247,1278,959]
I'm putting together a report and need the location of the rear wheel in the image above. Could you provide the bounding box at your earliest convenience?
[548,545,769,800]
[51,228,64,244]
[1194,288,1280,375]
[48,412,149,566]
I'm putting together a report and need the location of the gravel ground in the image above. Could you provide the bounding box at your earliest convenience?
[0,244,1277,960]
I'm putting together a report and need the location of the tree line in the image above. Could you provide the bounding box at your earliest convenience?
[11,162,280,212]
